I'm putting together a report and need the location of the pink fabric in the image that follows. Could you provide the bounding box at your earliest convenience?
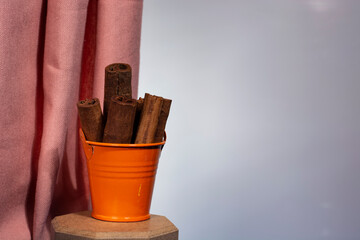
[0,0,143,239]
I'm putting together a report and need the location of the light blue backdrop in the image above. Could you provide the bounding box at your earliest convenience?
[139,1,360,239]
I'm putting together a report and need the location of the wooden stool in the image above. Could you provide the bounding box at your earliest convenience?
[52,211,178,240]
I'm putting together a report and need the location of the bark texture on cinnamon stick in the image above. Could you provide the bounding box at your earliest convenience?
[77,98,103,142]
[103,63,132,121]
[135,93,163,144]
[154,98,172,142]
[103,96,137,143]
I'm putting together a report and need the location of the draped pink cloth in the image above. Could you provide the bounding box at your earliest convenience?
[0,0,143,239]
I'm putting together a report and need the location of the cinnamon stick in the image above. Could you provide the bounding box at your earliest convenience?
[154,98,172,142]
[131,97,144,143]
[103,63,132,121]
[103,96,137,143]
[135,93,163,144]
[77,98,103,142]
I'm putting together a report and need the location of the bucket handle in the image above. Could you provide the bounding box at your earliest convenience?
[161,131,167,150]
[79,129,94,160]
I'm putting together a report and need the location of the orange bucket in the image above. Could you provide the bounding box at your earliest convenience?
[79,129,166,222]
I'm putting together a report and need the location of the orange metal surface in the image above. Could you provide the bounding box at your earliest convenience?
[79,129,166,222]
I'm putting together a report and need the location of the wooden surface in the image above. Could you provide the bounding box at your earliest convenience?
[52,211,178,240]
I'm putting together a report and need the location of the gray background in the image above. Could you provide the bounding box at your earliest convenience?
[139,0,360,239]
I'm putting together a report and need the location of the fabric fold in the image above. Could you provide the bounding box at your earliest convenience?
[93,0,144,102]
[33,1,90,239]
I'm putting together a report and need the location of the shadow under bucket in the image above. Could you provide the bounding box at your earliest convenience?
[79,129,166,222]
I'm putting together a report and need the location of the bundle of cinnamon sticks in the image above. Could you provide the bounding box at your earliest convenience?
[77,63,171,144]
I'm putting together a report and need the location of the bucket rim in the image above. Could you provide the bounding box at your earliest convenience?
[79,128,166,148]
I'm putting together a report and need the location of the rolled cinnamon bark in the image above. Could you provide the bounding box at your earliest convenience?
[131,97,144,143]
[154,98,172,142]
[77,98,103,142]
[135,93,163,144]
[103,63,132,121]
[103,95,137,143]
